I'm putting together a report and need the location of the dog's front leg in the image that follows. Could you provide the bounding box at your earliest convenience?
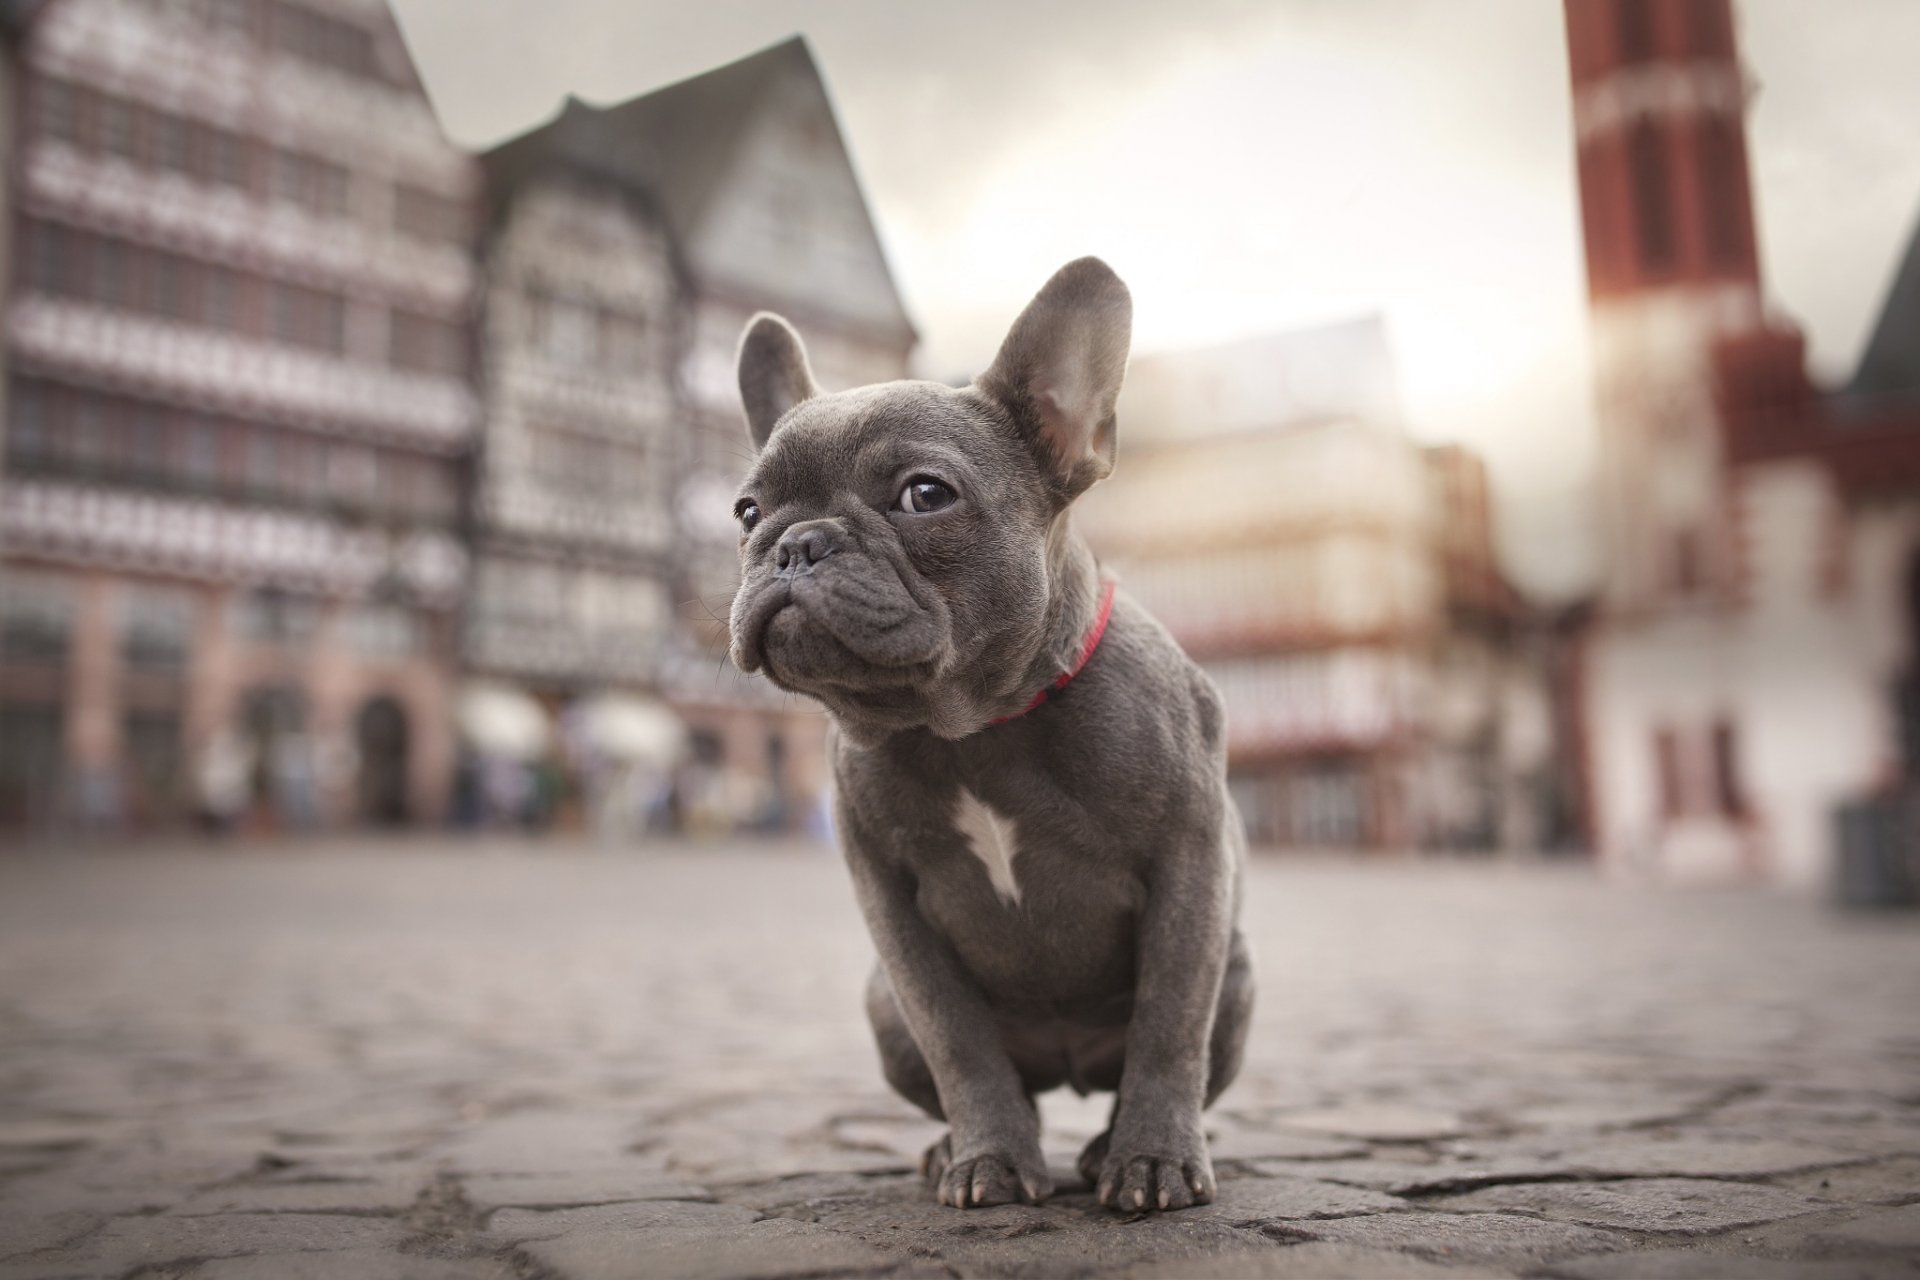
[1099,830,1234,1211]
[844,848,1050,1208]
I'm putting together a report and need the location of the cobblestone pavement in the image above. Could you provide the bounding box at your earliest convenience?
[1,839,1918,1279]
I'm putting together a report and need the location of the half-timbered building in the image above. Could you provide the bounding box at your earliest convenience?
[0,0,479,830]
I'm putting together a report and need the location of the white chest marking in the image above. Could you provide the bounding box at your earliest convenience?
[952,787,1022,905]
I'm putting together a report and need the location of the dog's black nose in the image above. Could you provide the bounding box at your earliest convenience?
[774,520,841,575]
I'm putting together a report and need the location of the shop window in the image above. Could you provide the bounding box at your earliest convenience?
[0,702,64,826]
[347,605,422,659]
[0,576,73,666]
[122,586,195,673]
[1654,726,1684,820]
[229,588,320,647]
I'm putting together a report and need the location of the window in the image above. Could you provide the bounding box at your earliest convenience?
[1698,117,1749,268]
[542,294,597,366]
[0,575,73,667]
[1670,527,1703,596]
[1628,119,1675,273]
[39,79,80,145]
[121,587,195,672]
[246,428,279,491]
[94,239,127,306]
[8,382,48,461]
[272,3,377,77]
[1617,0,1656,64]
[229,589,319,646]
[207,0,253,33]
[393,184,467,243]
[1654,727,1684,820]
[600,309,649,368]
[273,149,350,217]
[1683,1,1732,57]
[130,408,169,474]
[326,444,376,502]
[1711,719,1744,818]
[347,605,421,659]
[389,309,465,376]
[204,266,240,330]
[72,398,106,464]
[154,114,193,173]
[203,127,249,188]
[269,281,346,353]
[183,422,221,487]
[99,98,138,161]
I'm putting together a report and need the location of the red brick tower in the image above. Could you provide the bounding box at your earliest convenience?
[1564,0,1767,613]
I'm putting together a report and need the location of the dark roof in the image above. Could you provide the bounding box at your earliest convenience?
[481,37,914,342]
[0,0,50,38]
[1845,207,1920,406]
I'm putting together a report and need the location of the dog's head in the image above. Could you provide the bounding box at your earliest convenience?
[726,257,1131,741]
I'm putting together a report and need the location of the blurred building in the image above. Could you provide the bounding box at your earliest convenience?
[1077,320,1558,851]
[467,37,917,835]
[1566,0,1920,884]
[458,132,684,832]
[0,0,480,831]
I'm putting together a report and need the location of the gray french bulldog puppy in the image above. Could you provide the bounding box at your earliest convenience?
[727,258,1252,1213]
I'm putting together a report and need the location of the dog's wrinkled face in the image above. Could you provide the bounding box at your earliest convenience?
[727,258,1132,740]
[728,382,1053,736]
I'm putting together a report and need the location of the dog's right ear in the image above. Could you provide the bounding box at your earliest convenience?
[737,312,818,451]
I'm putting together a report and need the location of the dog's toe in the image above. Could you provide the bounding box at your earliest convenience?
[920,1132,952,1185]
[1076,1129,1110,1189]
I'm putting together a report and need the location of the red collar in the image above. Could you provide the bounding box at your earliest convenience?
[988,579,1117,726]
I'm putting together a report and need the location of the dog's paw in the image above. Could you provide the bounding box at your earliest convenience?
[1096,1138,1215,1212]
[929,1139,1050,1208]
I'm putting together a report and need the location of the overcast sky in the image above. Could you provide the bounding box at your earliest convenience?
[389,1,1920,600]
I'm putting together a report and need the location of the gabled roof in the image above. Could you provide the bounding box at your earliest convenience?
[481,36,914,341]
[1845,207,1920,406]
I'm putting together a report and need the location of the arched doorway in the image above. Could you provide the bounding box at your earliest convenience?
[239,684,308,827]
[356,695,410,825]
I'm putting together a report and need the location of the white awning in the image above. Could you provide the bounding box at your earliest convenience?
[455,682,551,760]
[574,694,684,766]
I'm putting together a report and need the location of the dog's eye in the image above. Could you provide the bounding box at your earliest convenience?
[736,501,761,533]
[898,479,956,515]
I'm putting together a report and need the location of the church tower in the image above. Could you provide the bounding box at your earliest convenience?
[1565,0,1766,613]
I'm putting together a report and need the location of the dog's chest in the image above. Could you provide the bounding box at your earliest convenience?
[950,787,1023,904]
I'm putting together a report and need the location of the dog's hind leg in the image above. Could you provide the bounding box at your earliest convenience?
[866,963,944,1119]
[1206,929,1254,1106]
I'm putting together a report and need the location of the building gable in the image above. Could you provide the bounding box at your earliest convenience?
[679,52,912,344]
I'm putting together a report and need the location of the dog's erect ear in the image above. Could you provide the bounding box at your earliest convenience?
[737,312,819,451]
[978,257,1132,496]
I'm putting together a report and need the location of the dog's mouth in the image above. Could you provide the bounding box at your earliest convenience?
[730,558,952,695]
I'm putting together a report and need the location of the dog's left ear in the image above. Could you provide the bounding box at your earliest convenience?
[737,312,819,451]
[978,257,1132,497]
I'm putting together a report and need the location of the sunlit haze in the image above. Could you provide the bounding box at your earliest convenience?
[389,0,1920,600]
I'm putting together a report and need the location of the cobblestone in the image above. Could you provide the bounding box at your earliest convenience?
[0,840,1916,1278]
